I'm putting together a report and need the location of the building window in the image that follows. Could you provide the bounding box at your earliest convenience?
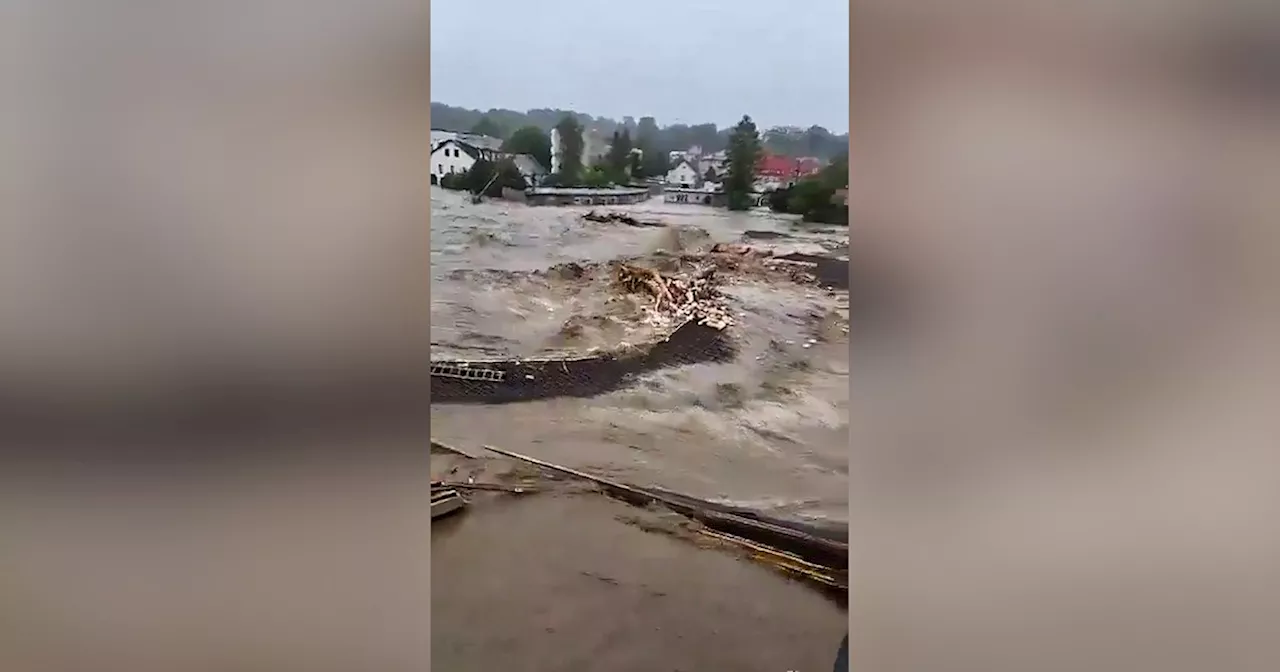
[449,165,454,174]
[438,164,443,174]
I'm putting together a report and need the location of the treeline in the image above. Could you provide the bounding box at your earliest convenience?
[431,102,848,162]
[767,155,849,225]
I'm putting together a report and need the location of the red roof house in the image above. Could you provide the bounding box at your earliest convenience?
[755,153,825,181]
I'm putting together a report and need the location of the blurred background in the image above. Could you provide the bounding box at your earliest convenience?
[4,2,430,670]
[850,2,1280,671]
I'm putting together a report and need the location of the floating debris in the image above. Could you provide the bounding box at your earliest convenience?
[582,210,666,227]
[613,263,732,330]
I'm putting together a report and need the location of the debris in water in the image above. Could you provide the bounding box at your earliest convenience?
[613,263,732,330]
[582,210,665,228]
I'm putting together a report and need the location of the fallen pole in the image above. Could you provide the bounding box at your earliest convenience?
[480,444,848,576]
[480,444,662,503]
[437,481,538,494]
[431,440,479,459]
[698,528,845,591]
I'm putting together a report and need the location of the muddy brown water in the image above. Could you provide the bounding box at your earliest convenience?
[430,189,849,670]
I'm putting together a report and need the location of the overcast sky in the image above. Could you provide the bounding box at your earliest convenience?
[430,0,849,133]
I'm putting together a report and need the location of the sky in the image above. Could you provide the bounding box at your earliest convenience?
[430,0,849,133]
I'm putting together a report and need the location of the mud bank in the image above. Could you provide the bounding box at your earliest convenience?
[432,492,847,672]
[775,252,851,290]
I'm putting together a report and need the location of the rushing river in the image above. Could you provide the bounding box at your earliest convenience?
[429,188,850,522]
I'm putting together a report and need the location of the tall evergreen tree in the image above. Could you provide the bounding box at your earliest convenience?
[724,115,762,210]
[605,129,634,181]
[553,115,585,184]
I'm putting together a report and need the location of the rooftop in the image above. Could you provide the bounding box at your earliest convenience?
[456,133,504,151]
[508,154,547,176]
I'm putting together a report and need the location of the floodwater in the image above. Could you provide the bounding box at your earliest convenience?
[430,188,849,671]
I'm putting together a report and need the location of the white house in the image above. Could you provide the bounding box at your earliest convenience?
[431,139,475,184]
[431,139,507,185]
[664,160,699,188]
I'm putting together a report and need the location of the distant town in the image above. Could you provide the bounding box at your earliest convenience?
[430,102,848,224]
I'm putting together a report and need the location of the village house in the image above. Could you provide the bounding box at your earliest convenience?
[431,130,503,154]
[431,139,478,184]
[430,137,548,187]
[697,151,728,183]
[753,153,823,191]
[664,159,700,188]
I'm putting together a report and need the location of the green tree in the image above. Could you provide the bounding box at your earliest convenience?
[486,158,529,196]
[462,159,495,194]
[460,158,529,197]
[703,166,718,183]
[820,151,849,189]
[804,125,832,156]
[581,165,613,188]
[553,115,585,184]
[469,116,504,139]
[431,103,851,161]
[636,141,670,179]
[724,115,762,210]
[501,125,552,171]
[439,171,467,191]
[636,116,659,144]
[689,123,720,151]
[766,154,849,224]
[605,129,634,182]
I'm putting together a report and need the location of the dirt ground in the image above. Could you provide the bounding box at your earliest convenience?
[431,488,846,672]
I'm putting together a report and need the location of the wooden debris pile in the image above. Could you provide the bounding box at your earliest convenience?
[614,263,732,330]
[582,210,665,228]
